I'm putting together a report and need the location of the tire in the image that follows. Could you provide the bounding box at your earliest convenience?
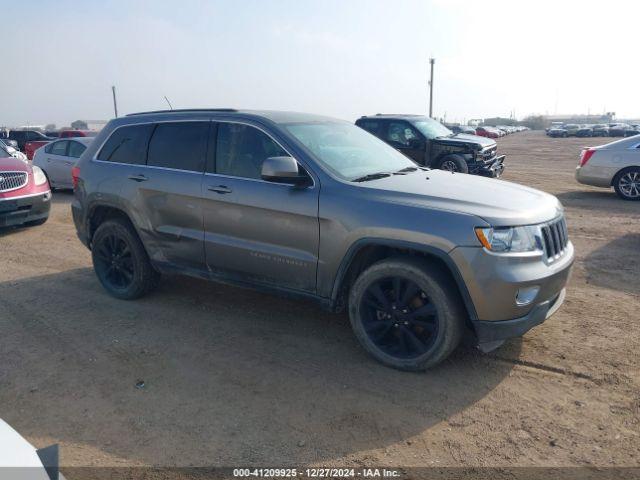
[91,218,160,299]
[437,154,469,174]
[348,257,465,371]
[613,167,640,201]
[24,217,48,227]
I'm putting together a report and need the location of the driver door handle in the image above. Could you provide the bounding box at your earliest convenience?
[128,174,149,182]
[208,185,233,194]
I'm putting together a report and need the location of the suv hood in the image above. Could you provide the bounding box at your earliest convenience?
[361,169,561,226]
[435,133,495,149]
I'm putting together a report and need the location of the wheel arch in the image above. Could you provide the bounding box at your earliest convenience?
[86,203,137,246]
[611,165,640,186]
[330,238,478,321]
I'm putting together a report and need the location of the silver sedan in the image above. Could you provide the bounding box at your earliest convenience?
[575,135,640,200]
[32,137,94,190]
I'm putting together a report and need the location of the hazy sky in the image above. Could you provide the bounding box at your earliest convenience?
[2,0,638,127]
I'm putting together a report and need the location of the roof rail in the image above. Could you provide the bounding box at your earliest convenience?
[126,108,238,116]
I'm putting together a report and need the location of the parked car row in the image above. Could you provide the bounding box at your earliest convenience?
[0,128,98,159]
[449,124,528,138]
[547,123,640,138]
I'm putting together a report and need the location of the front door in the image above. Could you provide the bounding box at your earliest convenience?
[202,121,319,293]
[383,121,426,164]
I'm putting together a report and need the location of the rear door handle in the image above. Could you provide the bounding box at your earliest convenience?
[208,185,233,194]
[128,174,149,182]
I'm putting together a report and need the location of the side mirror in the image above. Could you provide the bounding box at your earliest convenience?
[261,156,311,186]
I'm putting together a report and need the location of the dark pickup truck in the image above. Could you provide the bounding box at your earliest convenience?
[356,114,505,177]
[7,130,54,152]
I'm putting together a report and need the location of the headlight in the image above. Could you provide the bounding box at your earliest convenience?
[475,226,542,253]
[32,165,48,186]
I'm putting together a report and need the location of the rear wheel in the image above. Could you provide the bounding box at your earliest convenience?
[613,167,640,201]
[348,258,465,371]
[438,154,469,174]
[91,218,160,299]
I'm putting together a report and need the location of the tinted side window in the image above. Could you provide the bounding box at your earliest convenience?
[215,123,287,179]
[97,124,153,165]
[50,140,68,156]
[67,141,86,158]
[147,122,209,172]
[386,121,420,147]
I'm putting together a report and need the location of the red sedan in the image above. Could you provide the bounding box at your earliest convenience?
[0,151,51,228]
[475,126,500,139]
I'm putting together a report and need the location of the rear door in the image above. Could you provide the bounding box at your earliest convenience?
[202,121,319,292]
[125,121,210,271]
[59,140,88,188]
[43,140,69,186]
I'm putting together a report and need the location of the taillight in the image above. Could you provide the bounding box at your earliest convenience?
[71,166,80,189]
[579,148,596,167]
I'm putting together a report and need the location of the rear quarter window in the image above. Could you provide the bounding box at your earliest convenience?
[68,141,87,158]
[97,124,154,165]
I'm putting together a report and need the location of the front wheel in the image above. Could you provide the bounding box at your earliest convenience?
[613,167,640,201]
[348,258,465,371]
[92,218,160,299]
[438,154,469,174]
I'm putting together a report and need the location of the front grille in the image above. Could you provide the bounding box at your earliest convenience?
[0,171,28,193]
[481,146,497,161]
[541,217,569,261]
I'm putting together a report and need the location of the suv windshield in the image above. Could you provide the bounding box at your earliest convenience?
[285,122,416,181]
[411,118,452,139]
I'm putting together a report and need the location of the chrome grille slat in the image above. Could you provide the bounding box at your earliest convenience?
[541,217,569,262]
[0,171,28,193]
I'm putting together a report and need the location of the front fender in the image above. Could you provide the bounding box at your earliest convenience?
[328,237,478,320]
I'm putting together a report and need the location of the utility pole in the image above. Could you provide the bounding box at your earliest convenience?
[428,58,435,118]
[111,86,118,118]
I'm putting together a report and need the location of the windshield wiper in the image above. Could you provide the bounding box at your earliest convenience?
[351,172,392,182]
[394,166,418,174]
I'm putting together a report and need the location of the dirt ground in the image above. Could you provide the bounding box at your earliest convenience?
[0,131,638,473]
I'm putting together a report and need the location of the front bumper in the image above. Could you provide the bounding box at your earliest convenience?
[451,242,574,321]
[473,287,566,345]
[476,154,505,178]
[0,191,51,227]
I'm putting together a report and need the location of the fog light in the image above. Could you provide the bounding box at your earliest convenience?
[43,192,52,201]
[516,286,540,306]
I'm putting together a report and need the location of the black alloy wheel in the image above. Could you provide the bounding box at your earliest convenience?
[360,276,439,359]
[93,233,135,291]
[91,218,160,299]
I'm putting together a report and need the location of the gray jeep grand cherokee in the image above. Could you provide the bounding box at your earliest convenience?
[72,109,574,371]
